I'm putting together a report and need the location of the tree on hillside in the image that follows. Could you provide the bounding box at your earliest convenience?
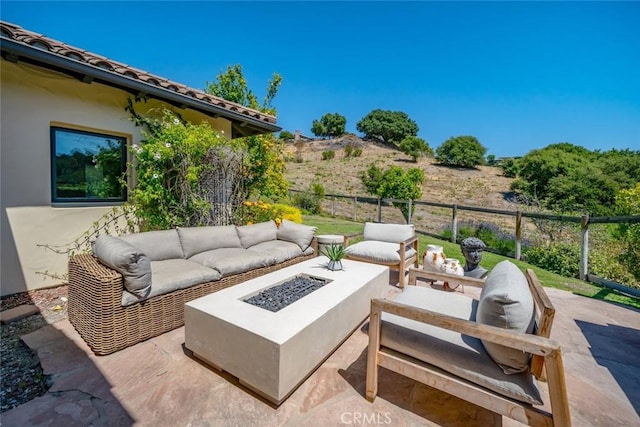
[510,144,639,216]
[360,163,424,222]
[205,64,288,198]
[311,113,347,138]
[398,136,433,162]
[356,109,418,145]
[435,135,486,168]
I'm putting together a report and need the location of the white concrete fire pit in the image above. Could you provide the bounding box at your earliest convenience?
[184,257,389,404]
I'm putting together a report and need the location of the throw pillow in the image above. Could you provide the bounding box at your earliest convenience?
[476,260,535,374]
[276,219,317,251]
[93,235,151,299]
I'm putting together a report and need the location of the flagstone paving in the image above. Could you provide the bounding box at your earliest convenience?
[3,278,639,426]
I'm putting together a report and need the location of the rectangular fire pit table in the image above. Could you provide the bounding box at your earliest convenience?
[184,257,389,404]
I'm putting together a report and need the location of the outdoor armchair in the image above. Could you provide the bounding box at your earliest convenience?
[344,222,419,288]
[366,261,571,426]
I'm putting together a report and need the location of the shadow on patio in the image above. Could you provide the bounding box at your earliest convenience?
[575,319,640,417]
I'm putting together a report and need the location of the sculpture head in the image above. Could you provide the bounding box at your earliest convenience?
[460,237,486,269]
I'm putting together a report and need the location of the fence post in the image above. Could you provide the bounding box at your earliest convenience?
[353,197,357,222]
[377,197,382,223]
[331,196,335,216]
[451,204,458,243]
[580,215,589,281]
[407,200,413,224]
[515,210,522,260]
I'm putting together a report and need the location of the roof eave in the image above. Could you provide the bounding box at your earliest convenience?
[1,38,281,137]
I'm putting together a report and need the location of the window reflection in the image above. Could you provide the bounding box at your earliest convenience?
[51,127,127,202]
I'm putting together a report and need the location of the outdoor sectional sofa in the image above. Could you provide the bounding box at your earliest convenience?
[68,219,318,355]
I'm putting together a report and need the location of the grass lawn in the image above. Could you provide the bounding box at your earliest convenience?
[304,214,640,310]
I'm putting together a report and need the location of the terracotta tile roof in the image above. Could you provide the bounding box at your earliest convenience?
[0,21,280,137]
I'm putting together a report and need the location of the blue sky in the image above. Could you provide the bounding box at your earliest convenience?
[2,1,639,157]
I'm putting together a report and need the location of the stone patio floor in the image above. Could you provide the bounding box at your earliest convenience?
[3,274,639,426]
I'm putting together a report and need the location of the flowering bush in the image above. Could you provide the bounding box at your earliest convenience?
[241,201,302,226]
[129,108,245,230]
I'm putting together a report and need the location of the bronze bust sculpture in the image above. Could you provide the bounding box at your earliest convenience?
[460,237,488,278]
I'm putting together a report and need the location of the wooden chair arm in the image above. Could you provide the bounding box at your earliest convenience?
[370,298,561,356]
[343,232,363,246]
[408,267,486,288]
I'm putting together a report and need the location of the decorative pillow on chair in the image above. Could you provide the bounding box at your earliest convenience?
[476,260,535,374]
[276,219,317,251]
[93,235,151,299]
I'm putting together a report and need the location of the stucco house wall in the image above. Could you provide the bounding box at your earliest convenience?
[0,60,232,296]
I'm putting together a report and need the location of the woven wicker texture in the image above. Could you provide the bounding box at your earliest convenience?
[68,238,318,355]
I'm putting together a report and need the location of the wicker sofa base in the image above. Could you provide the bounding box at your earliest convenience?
[68,252,317,355]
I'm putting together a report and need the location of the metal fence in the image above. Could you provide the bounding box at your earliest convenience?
[291,189,640,295]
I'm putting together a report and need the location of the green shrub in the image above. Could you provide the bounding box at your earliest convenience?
[352,148,362,157]
[525,243,580,278]
[293,191,322,214]
[321,150,335,160]
[344,144,353,157]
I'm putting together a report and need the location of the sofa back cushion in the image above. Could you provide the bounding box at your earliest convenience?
[93,235,152,299]
[120,229,184,261]
[276,219,317,251]
[177,225,242,258]
[363,222,414,244]
[236,221,278,249]
[476,260,535,374]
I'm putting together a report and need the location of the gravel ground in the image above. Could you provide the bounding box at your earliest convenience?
[0,285,69,413]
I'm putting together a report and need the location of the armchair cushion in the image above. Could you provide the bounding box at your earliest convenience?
[380,286,542,405]
[363,222,414,244]
[346,241,417,264]
[477,261,535,374]
[93,235,151,299]
[276,219,317,251]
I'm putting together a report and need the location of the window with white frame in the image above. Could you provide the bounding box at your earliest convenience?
[50,126,127,203]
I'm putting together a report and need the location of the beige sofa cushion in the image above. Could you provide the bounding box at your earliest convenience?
[380,286,542,405]
[477,261,535,374]
[93,235,151,299]
[363,222,414,244]
[276,220,317,251]
[236,221,278,249]
[189,248,276,276]
[248,240,304,264]
[121,259,220,306]
[177,225,242,258]
[120,229,184,261]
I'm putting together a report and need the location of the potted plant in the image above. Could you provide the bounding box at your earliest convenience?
[321,243,346,271]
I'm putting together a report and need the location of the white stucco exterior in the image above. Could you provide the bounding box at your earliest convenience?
[0,60,232,295]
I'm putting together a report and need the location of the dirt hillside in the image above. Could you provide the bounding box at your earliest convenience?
[284,135,517,210]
